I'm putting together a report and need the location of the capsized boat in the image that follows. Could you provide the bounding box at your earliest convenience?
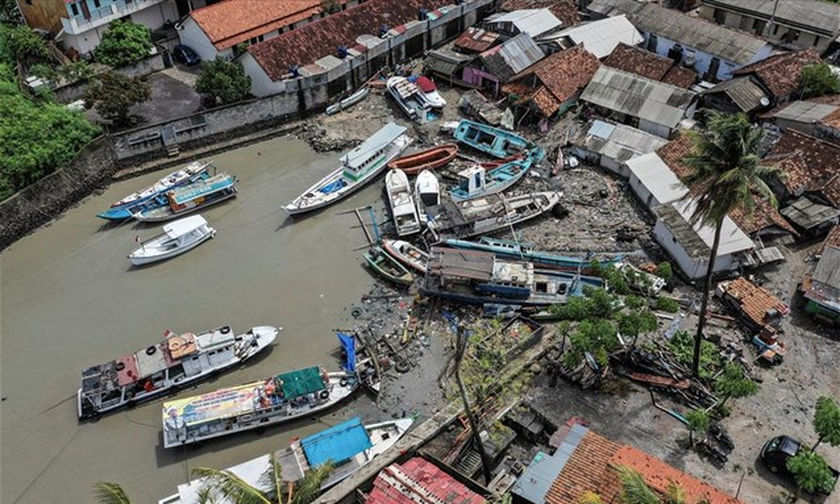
[128,215,215,266]
[415,169,440,226]
[415,76,446,108]
[387,144,458,175]
[387,76,429,121]
[422,247,604,306]
[386,169,421,236]
[453,119,531,159]
[427,191,562,239]
[326,87,369,115]
[284,123,412,215]
[157,417,413,504]
[364,245,413,285]
[443,236,622,273]
[134,173,238,222]
[382,238,429,273]
[98,162,212,221]
[77,325,279,420]
[162,335,375,448]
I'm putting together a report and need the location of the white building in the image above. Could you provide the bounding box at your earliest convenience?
[570,120,667,178]
[483,9,563,40]
[538,15,643,59]
[626,152,688,208]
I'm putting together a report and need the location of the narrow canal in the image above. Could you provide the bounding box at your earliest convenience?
[1,136,389,503]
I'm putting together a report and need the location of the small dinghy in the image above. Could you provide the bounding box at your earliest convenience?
[129,215,215,266]
[453,119,531,159]
[386,169,421,236]
[364,245,413,285]
[382,239,429,273]
[414,169,440,225]
[326,87,369,115]
[387,144,458,175]
[415,76,446,108]
[134,174,238,222]
[387,76,429,121]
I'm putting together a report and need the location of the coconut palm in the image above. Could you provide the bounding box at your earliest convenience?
[94,482,132,504]
[680,112,780,378]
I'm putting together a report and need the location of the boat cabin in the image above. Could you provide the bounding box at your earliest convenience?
[167,174,236,211]
[457,166,487,197]
[342,123,408,182]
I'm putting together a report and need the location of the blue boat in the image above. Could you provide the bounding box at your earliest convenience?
[449,146,545,202]
[443,236,622,273]
[453,119,532,159]
[134,173,238,222]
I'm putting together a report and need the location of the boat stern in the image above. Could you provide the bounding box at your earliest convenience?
[249,325,280,352]
[394,417,414,434]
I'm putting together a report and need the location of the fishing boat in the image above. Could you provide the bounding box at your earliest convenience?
[426,191,562,239]
[77,325,279,420]
[415,169,440,226]
[386,169,421,236]
[326,87,369,115]
[284,123,411,215]
[443,236,622,273]
[480,153,525,169]
[453,119,532,159]
[415,76,446,108]
[387,144,458,175]
[422,247,604,306]
[387,76,429,121]
[363,245,413,285]
[162,335,375,448]
[98,161,211,221]
[382,239,429,273]
[448,151,539,202]
[128,215,215,266]
[134,174,238,222]
[158,417,413,504]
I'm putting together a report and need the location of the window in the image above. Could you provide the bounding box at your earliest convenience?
[773,24,780,35]
[713,8,725,24]
[93,0,101,8]
[753,19,766,35]
[70,2,79,15]
[248,34,264,46]
[646,34,658,53]
[814,36,820,47]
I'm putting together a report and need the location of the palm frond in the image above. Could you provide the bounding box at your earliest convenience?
[192,467,273,504]
[292,461,334,504]
[616,466,660,504]
[93,482,132,504]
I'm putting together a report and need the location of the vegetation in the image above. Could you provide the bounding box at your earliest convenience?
[2,24,50,63]
[58,60,95,83]
[713,363,758,410]
[812,395,840,450]
[195,57,251,106]
[685,408,710,446]
[93,20,153,68]
[786,450,835,495]
[667,330,721,380]
[798,62,840,99]
[655,262,673,284]
[0,0,22,26]
[655,296,680,313]
[94,482,131,504]
[83,71,150,125]
[680,112,780,378]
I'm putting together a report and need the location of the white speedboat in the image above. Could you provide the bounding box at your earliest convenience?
[387,76,429,121]
[386,169,421,236]
[284,123,412,215]
[111,161,210,209]
[414,169,440,226]
[383,239,429,273]
[416,76,446,108]
[128,215,215,266]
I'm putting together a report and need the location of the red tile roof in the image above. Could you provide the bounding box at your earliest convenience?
[249,0,450,81]
[545,429,743,504]
[500,0,580,27]
[454,27,500,54]
[719,277,789,328]
[603,44,696,89]
[733,49,821,99]
[662,65,697,89]
[768,129,840,206]
[366,458,486,504]
[656,133,696,180]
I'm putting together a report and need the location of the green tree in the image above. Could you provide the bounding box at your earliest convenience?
[94,482,131,504]
[195,57,251,105]
[681,113,780,378]
[93,20,153,67]
[798,62,840,99]
[83,71,150,125]
[655,262,673,283]
[685,408,710,446]
[3,24,49,62]
[812,395,840,450]
[617,466,660,504]
[618,310,657,356]
[655,296,680,313]
[713,363,758,409]
[786,450,835,496]
[0,0,22,26]
[58,60,95,82]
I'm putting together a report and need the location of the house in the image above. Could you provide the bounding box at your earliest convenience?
[537,16,642,59]
[764,99,840,137]
[731,50,821,104]
[699,0,840,54]
[716,277,788,333]
[580,66,697,138]
[815,225,840,256]
[18,0,182,55]
[626,152,689,208]
[511,423,743,504]
[765,129,840,208]
[780,197,840,237]
[467,33,545,93]
[483,8,563,40]
[801,246,840,324]
[570,119,667,177]
[453,27,501,54]
[501,44,599,120]
[177,0,357,62]
[366,457,487,504]
[425,47,478,85]
[701,77,770,115]
[587,0,774,81]
[602,43,697,88]
[499,0,579,28]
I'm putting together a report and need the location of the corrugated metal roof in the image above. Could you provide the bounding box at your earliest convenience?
[581,66,695,129]
[780,196,840,230]
[481,33,545,82]
[627,152,689,205]
[771,101,840,123]
[541,15,643,58]
[486,8,563,38]
[813,246,840,290]
[703,77,768,113]
[512,424,588,503]
[586,0,645,17]
[575,120,667,162]
[703,0,840,36]
[655,199,754,258]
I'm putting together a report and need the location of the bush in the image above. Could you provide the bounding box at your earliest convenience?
[58,60,95,82]
[656,296,680,313]
[655,262,673,283]
[668,330,721,379]
[799,63,840,99]
[3,25,50,63]
[195,57,251,105]
[93,20,153,68]
[83,71,150,125]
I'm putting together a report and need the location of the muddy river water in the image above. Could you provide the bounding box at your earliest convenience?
[1,136,391,503]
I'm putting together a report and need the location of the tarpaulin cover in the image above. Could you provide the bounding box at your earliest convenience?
[337,333,356,372]
[276,367,325,399]
[301,417,372,467]
[416,76,436,93]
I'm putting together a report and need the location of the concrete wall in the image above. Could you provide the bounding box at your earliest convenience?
[18,0,66,33]
[638,118,673,139]
[177,16,219,61]
[52,52,165,104]
[652,217,736,280]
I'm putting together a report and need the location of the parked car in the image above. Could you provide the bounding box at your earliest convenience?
[173,45,200,65]
[760,435,839,495]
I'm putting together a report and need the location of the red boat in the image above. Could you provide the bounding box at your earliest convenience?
[387,144,459,175]
[479,153,525,169]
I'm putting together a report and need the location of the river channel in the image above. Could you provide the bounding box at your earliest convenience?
[1,136,390,503]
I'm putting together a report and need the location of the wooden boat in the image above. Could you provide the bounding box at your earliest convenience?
[427,191,562,239]
[480,153,525,169]
[453,119,532,159]
[387,76,428,121]
[449,154,536,202]
[363,245,413,285]
[326,87,369,115]
[416,76,446,108]
[128,215,215,266]
[158,417,413,504]
[382,238,429,273]
[98,161,211,221]
[284,123,412,215]
[387,144,458,175]
[77,325,279,420]
[386,169,421,236]
[415,169,440,226]
[134,174,238,222]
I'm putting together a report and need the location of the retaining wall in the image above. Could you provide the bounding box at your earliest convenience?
[53,52,167,104]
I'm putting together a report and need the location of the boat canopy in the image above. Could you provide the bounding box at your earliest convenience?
[170,174,235,205]
[276,367,325,399]
[301,417,372,467]
[342,122,407,171]
[337,333,356,373]
[163,215,208,238]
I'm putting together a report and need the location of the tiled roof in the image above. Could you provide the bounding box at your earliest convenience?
[500,0,580,27]
[719,277,788,328]
[603,43,672,81]
[817,225,840,255]
[819,106,840,130]
[661,65,697,89]
[733,49,821,99]
[768,129,840,206]
[249,0,450,81]
[656,133,695,180]
[454,27,500,53]
[503,45,600,116]
[366,458,486,504]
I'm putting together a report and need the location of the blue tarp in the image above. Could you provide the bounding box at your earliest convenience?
[337,333,356,372]
[301,417,372,467]
[319,179,347,194]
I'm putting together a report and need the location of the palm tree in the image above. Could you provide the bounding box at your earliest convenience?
[680,112,780,378]
[453,323,493,484]
[94,482,132,504]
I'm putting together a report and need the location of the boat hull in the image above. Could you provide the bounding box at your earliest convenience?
[382,239,429,273]
[129,227,215,266]
[364,246,413,285]
[387,144,458,175]
[453,119,531,159]
[135,190,237,222]
[326,87,369,115]
[443,238,621,272]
